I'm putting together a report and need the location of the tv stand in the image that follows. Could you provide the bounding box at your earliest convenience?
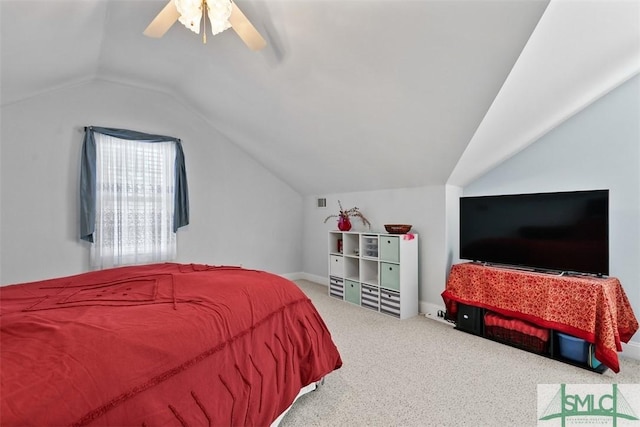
[442,263,638,373]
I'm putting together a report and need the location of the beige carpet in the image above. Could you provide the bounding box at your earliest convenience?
[280,280,640,426]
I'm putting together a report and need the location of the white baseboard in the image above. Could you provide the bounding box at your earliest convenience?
[621,340,640,361]
[299,272,327,285]
[280,272,304,281]
[281,272,326,286]
[422,302,454,326]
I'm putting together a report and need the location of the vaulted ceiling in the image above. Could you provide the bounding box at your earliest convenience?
[1,0,638,195]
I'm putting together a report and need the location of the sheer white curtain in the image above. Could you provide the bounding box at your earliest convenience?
[91,134,177,269]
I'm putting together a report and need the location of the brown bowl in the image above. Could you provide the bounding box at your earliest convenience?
[384,224,412,234]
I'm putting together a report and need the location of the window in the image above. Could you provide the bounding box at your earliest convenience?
[80,127,189,270]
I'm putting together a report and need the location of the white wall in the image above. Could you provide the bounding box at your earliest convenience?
[462,74,640,349]
[0,80,303,284]
[302,187,449,312]
[444,184,463,271]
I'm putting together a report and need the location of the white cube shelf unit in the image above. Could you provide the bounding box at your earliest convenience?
[328,231,419,319]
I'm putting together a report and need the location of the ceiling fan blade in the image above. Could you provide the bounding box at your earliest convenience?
[143,1,180,38]
[229,2,267,51]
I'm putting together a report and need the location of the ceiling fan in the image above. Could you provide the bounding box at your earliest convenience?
[144,0,267,51]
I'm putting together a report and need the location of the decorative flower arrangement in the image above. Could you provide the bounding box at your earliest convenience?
[324,200,371,231]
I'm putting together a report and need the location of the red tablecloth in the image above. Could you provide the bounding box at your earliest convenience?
[441,263,638,373]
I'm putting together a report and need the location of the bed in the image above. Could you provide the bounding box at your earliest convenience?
[0,263,342,426]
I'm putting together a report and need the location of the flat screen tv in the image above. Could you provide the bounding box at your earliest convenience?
[459,189,609,276]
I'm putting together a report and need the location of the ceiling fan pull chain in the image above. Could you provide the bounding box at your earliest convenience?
[202,0,207,44]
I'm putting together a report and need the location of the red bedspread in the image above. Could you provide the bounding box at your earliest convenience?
[0,263,342,426]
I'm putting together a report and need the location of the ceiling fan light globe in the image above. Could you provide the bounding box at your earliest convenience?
[175,0,203,34]
[206,0,233,35]
[178,15,202,34]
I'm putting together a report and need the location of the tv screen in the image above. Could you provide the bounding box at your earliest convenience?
[459,190,609,276]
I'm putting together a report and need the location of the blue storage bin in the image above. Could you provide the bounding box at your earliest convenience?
[557,333,602,368]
